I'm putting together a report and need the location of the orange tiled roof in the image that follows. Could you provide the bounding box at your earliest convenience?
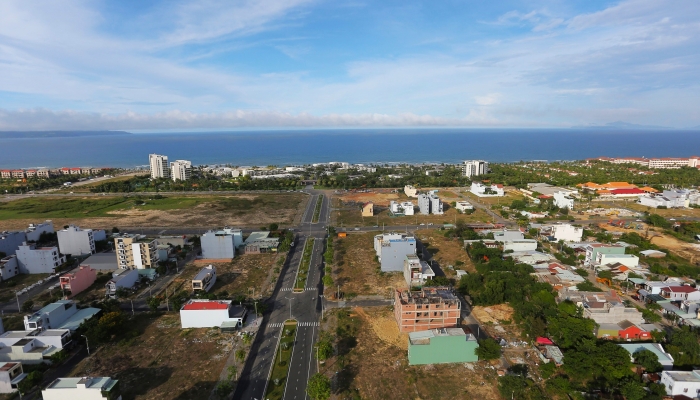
[639,186,659,193]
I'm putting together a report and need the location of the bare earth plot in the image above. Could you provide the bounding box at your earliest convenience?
[322,307,501,400]
[415,229,475,275]
[333,232,406,297]
[598,223,700,261]
[332,192,491,227]
[0,193,306,230]
[471,304,524,342]
[70,314,236,400]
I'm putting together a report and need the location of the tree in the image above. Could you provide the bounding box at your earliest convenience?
[111,227,120,233]
[268,223,279,231]
[236,349,246,362]
[423,276,451,287]
[21,300,34,312]
[475,338,501,360]
[316,334,333,360]
[147,296,161,311]
[322,275,333,287]
[619,380,646,400]
[633,349,663,373]
[18,370,43,394]
[642,308,661,324]
[307,373,331,400]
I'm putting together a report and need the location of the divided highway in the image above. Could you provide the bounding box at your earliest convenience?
[234,188,329,400]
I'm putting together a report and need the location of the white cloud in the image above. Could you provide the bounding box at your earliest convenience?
[475,93,502,105]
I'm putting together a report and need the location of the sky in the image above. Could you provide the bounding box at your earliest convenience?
[0,0,699,131]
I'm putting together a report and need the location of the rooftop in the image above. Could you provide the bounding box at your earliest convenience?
[408,327,475,345]
[618,343,674,363]
[182,300,232,311]
[46,376,118,391]
[663,370,700,383]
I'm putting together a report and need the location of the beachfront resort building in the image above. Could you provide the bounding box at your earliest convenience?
[170,160,192,181]
[462,160,489,178]
[149,154,170,179]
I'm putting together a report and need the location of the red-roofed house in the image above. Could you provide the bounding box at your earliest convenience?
[180,299,247,329]
[60,168,70,175]
[618,321,652,340]
[660,286,700,302]
[0,170,10,179]
[69,168,82,175]
[536,337,554,346]
[11,170,25,179]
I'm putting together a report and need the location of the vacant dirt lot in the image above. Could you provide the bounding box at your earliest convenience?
[166,253,280,299]
[333,232,406,297]
[415,229,475,275]
[472,304,523,341]
[322,307,501,400]
[0,193,307,230]
[337,190,406,207]
[70,314,237,400]
[598,223,700,261]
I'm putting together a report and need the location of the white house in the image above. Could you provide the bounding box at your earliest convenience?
[541,223,583,242]
[15,243,66,274]
[455,201,474,212]
[389,201,415,216]
[180,300,247,329]
[553,191,575,210]
[470,182,504,197]
[660,286,700,302]
[57,225,96,256]
[24,300,100,332]
[403,255,435,288]
[493,229,525,242]
[0,362,24,393]
[42,376,121,400]
[192,265,216,292]
[661,370,700,397]
[0,329,72,364]
[596,253,639,268]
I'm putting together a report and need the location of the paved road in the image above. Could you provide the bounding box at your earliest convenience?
[234,188,329,400]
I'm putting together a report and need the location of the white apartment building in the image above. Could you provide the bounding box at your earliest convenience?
[0,231,26,257]
[638,190,690,209]
[417,193,443,215]
[403,254,435,288]
[25,221,54,242]
[553,191,575,210]
[16,243,65,274]
[462,160,489,178]
[42,377,121,400]
[57,225,96,256]
[648,158,693,169]
[148,154,170,179]
[597,253,639,268]
[170,160,192,181]
[24,300,100,332]
[404,185,419,197]
[0,256,19,282]
[201,228,242,259]
[113,234,157,269]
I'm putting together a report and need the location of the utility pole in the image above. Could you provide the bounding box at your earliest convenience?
[81,335,90,355]
[15,291,21,313]
[254,301,258,318]
[131,300,134,316]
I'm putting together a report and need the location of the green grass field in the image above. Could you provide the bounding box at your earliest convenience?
[0,194,300,220]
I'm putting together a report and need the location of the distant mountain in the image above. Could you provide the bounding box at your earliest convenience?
[0,130,131,139]
[571,121,674,130]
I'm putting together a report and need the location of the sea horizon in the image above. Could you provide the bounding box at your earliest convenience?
[2,128,700,169]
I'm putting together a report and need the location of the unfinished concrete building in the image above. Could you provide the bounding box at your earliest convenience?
[394,286,460,332]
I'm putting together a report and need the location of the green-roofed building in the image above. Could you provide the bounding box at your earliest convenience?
[408,328,479,365]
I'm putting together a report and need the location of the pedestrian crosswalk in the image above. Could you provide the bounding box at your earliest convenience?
[280,287,317,292]
[268,321,320,328]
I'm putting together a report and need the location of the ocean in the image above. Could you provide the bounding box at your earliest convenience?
[1,128,699,169]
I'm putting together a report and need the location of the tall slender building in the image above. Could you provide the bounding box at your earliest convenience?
[149,154,170,179]
[171,160,192,181]
[462,160,489,178]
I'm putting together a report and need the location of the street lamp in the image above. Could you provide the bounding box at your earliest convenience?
[81,335,90,355]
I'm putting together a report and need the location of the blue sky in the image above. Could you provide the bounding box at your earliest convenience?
[0,0,698,130]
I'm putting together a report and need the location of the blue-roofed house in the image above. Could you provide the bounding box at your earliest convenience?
[23,300,100,332]
[618,343,674,370]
